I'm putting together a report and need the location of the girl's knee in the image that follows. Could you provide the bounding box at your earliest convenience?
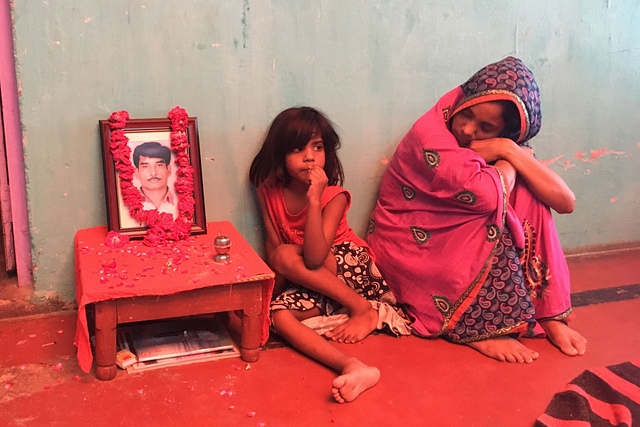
[270,244,302,273]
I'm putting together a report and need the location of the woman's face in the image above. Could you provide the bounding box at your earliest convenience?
[450,102,506,147]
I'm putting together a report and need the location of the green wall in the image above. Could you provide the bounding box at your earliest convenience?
[11,1,640,301]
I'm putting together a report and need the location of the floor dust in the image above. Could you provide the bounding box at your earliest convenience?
[0,281,72,320]
[0,358,82,404]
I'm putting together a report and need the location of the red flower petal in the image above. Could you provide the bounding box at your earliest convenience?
[105,231,129,249]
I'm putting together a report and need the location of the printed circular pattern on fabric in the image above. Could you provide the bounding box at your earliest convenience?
[423,149,441,169]
[401,184,416,201]
[454,190,477,206]
[270,242,405,319]
[486,224,501,242]
[444,228,536,343]
[367,219,375,235]
[410,226,430,245]
[335,242,403,309]
[432,295,453,316]
[460,56,541,144]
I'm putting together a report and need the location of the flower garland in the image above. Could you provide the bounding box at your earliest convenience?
[108,107,195,246]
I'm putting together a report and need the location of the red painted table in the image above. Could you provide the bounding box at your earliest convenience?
[74,221,274,381]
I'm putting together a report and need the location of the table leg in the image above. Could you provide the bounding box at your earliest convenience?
[239,300,261,363]
[94,300,117,381]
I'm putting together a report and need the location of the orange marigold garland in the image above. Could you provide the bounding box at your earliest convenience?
[108,107,195,246]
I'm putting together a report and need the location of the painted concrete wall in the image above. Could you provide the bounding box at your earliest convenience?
[10,1,640,301]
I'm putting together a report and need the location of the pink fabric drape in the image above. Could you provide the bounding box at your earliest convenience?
[367,87,571,337]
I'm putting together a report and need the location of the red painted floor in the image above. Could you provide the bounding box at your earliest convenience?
[567,247,640,292]
[0,248,639,427]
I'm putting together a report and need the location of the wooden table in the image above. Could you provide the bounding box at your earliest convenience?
[74,221,274,381]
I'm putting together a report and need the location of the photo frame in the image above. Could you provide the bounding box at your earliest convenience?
[99,115,206,239]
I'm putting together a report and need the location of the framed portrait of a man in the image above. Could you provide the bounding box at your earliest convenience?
[99,116,206,238]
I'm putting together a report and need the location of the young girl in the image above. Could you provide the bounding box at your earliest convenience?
[249,107,409,403]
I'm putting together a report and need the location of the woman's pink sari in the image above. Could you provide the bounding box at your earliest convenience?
[367,57,572,340]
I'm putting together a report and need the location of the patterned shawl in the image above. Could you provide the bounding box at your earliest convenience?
[452,56,541,146]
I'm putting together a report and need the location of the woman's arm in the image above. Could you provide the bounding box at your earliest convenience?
[469,138,575,214]
[303,166,346,270]
[493,159,516,198]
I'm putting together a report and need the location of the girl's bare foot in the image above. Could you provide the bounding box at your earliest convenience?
[331,358,380,403]
[467,336,539,363]
[540,320,587,356]
[324,306,377,343]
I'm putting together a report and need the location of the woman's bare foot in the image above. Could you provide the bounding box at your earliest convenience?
[540,320,587,356]
[467,336,539,363]
[324,306,377,343]
[331,358,380,403]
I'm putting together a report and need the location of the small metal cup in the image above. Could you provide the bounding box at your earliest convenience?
[214,253,231,264]
[213,234,231,264]
[213,234,231,254]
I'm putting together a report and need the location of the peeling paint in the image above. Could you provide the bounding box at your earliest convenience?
[540,154,564,166]
[590,148,625,160]
[241,0,250,48]
[574,148,626,163]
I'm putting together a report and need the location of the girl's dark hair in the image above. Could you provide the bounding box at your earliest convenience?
[249,107,344,187]
[498,100,522,143]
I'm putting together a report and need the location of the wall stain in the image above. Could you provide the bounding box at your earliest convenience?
[541,154,576,171]
[574,148,626,163]
[405,8,417,33]
[241,0,250,48]
[540,154,564,166]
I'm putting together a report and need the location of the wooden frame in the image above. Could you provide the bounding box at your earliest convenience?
[99,117,206,238]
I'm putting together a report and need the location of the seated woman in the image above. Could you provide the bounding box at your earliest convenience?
[367,56,587,363]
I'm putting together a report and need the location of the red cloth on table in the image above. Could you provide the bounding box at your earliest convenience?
[73,221,274,373]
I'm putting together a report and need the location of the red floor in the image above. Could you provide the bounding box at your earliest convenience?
[1,248,639,427]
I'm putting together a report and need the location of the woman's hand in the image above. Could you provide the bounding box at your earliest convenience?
[520,146,535,158]
[469,138,575,214]
[306,165,328,205]
[468,137,516,163]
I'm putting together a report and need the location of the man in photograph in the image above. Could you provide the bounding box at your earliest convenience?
[132,141,177,218]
